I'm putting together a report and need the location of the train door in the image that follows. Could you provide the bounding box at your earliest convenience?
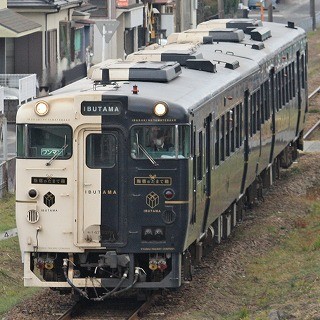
[202,115,212,233]
[78,129,127,247]
[295,50,307,137]
[269,67,276,164]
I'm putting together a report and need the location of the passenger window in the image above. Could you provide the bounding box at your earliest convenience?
[215,118,220,166]
[230,108,235,153]
[226,112,230,157]
[292,62,296,98]
[220,115,225,162]
[197,131,203,180]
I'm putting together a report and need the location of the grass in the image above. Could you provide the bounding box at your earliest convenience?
[0,193,16,233]
[307,29,320,82]
[1,22,320,320]
[225,201,320,319]
[0,193,40,316]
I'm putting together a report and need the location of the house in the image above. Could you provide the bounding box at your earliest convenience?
[89,0,144,64]
[6,0,96,90]
[0,0,41,75]
[89,0,198,64]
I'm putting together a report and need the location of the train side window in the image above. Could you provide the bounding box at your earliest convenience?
[197,131,203,180]
[260,85,265,119]
[230,108,235,153]
[220,114,225,162]
[288,64,293,100]
[285,66,289,103]
[292,62,296,98]
[16,124,72,159]
[261,82,269,121]
[215,118,220,166]
[276,72,281,111]
[235,105,240,149]
[86,134,116,168]
[257,90,261,131]
[301,54,305,89]
[250,92,258,136]
[236,103,243,148]
[226,112,230,157]
[264,81,270,120]
[249,95,253,137]
[281,69,286,106]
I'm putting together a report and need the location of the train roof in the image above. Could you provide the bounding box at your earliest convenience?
[51,19,306,114]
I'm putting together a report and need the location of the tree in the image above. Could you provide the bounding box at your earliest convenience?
[197,0,239,23]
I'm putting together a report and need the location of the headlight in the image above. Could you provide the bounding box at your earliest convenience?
[154,102,168,117]
[28,189,39,199]
[35,101,49,116]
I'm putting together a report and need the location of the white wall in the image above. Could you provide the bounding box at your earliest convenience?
[0,0,7,10]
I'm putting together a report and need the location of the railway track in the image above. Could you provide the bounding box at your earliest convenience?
[308,85,320,100]
[57,294,157,320]
[304,85,320,140]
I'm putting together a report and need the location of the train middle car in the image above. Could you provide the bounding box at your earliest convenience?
[15,19,307,298]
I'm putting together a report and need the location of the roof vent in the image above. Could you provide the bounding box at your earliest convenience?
[208,29,245,43]
[250,27,271,42]
[186,59,217,73]
[212,52,240,70]
[286,21,297,29]
[224,61,240,70]
[99,61,182,84]
[161,51,203,66]
[203,36,214,44]
[251,42,265,50]
[226,19,262,32]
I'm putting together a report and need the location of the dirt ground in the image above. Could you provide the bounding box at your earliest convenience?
[2,25,320,320]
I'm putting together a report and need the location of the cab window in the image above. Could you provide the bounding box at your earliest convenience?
[130,125,190,159]
[17,124,72,159]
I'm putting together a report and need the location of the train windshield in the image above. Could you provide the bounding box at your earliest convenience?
[130,125,190,159]
[16,124,72,159]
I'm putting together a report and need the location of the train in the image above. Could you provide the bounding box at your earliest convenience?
[15,18,307,300]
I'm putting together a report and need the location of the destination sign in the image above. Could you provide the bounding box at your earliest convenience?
[81,101,122,116]
[134,177,172,186]
[32,177,67,185]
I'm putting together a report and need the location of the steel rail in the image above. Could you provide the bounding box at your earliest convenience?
[57,301,82,320]
[304,85,320,140]
[127,295,157,320]
[308,85,320,100]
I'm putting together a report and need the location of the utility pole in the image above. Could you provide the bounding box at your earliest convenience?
[218,0,224,19]
[310,0,316,31]
[267,0,273,22]
[175,0,181,32]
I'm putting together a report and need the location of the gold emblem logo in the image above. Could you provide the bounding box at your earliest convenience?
[146,191,159,208]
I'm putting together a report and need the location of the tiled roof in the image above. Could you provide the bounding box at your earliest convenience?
[7,0,82,10]
[0,8,41,33]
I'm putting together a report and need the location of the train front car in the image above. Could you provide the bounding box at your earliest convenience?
[15,62,191,298]
[16,18,308,299]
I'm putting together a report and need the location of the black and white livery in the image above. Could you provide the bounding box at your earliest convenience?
[16,18,307,299]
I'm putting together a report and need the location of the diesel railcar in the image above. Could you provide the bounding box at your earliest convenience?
[16,19,307,299]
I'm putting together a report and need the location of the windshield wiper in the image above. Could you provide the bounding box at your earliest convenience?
[136,133,158,166]
[46,136,68,166]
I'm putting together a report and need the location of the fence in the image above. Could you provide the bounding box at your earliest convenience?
[0,86,4,114]
[0,158,15,198]
[0,74,37,105]
[297,12,320,32]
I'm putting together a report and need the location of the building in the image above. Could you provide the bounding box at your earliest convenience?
[0,0,41,75]
[5,0,96,90]
[89,0,198,63]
